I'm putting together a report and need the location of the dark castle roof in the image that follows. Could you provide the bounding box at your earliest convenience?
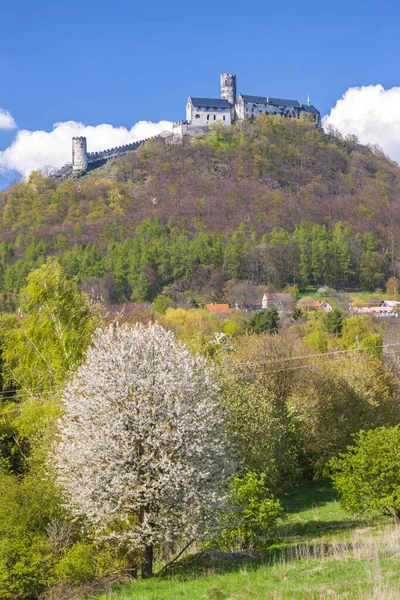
[190,97,231,108]
[240,94,319,114]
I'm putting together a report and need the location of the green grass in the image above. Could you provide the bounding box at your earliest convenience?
[298,287,390,307]
[90,480,400,600]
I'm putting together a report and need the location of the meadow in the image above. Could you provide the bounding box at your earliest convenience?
[93,480,400,600]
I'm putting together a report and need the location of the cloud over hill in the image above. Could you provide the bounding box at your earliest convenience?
[0,119,173,178]
[323,84,400,162]
[3,85,400,180]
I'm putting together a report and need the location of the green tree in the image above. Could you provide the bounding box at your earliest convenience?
[341,316,382,357]
[331,426,400,521]
[324,308,343,335]
[247,307,279,334]
[2,258,100,393]
[289,354,399,475]
[153,294,173,314]
[221,376,306,492]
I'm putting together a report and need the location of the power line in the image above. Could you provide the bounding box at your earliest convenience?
[2,344,400,401]
[223,341,400,369]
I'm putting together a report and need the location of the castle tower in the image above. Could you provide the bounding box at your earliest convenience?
[220,73,236,105]
[72,137,88,173]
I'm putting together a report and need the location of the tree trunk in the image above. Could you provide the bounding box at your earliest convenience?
[142,544,153,579]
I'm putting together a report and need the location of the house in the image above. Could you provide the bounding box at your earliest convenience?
[313,300,333,312]
[262,293,293,310]
[205,303,230,317]
[379,300,400,308]
[235,299,263,312]
[235,293,294,314]
[351,305,397,317]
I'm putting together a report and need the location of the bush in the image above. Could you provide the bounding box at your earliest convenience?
[0,535,55,600]
[216,472,284,550]
[331,426,400,521]
[55,542,98,583]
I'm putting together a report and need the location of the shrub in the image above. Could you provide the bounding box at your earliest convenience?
[216,472,284,550]
[331,426,400,521]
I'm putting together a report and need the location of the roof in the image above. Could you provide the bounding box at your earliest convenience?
[262,293,292,301]
[352,306,394,314]
[190,97,231,109]
[301,104,320,114]
[205,303,230,316]
[313,300,332,308]
[241,94,301,107]
[240,94,320,114]
[380,300,400,307]
[236,299,263,307]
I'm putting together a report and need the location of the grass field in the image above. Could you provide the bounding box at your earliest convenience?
[298,287,390,306]
[91,480,400,600]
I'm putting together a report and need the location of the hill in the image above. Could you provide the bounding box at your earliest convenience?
[0,115,399,307]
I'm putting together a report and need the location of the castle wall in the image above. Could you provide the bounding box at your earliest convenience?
[187,102,232,128]
[87,140,144,164]
[242,101,298,119]
[173,122,209,137]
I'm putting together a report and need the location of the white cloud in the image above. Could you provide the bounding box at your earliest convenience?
[323,85,400,163]
[0,108,17,130]
[0,119,173,178]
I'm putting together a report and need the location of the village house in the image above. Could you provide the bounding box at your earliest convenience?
[262,293,293,311]
[380,300,400,309]
[235,293,293,313]
[234,299,263,312]
[205,303,230,317]
[313,300,333,312]
[350,300,400,317]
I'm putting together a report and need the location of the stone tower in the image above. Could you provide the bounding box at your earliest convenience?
[220,73,236,105]
[72,137,88,173]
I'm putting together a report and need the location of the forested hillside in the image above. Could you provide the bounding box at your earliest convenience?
[4,116,400,600]
[1,115,399,306]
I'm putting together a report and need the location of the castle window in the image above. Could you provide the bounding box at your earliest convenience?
[223,115,225,121]
[195,114,200,119]
[213,115,216,120]
[207,114,209,121]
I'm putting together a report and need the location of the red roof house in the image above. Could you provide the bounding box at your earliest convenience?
[313,300,333,312]
[205,303,230,317]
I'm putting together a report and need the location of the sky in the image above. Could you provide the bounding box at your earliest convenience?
[1,0,400,188]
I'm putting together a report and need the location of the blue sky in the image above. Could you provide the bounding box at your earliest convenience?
[1,0,400,188]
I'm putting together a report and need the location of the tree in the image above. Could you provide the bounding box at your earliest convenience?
[2,258,100,394]
[55,323,234,578]
[386,276,400,299]
[221,377,306,492]
[246,307,279,334]
[324,308,343,335]
[331,426,400,521]
[289,354,400,474]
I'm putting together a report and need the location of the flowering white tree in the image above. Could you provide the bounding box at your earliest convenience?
[55,322,234,577]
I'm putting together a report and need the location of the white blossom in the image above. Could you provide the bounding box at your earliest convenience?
[54,322,234,558]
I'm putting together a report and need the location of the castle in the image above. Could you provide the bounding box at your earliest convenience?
[172,73,320,137]
[59,73,320,177]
